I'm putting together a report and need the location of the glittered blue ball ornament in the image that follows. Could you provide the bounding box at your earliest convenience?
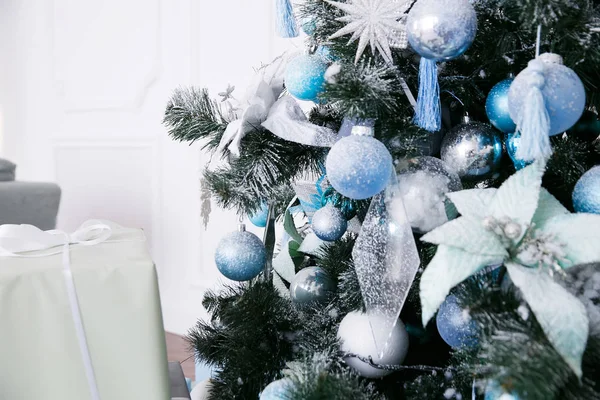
[260,378,293,400]
[312,204,347,242]
[486,79,517,133]
[505,133,530,170]
[509,53,586,137]
[249,203,269,228]
[573,166,600,214]
[325,128,393,200]
[290,267,335,305]
[436,295,478,348]
[214,227,266,281]
[285,55,328,102]
[406,0,477,60]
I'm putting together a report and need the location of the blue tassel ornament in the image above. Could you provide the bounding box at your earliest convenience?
[414,58,441,132]
[275,0,299,38]
[513,59,552,162]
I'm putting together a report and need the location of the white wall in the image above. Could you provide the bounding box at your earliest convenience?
[0,0,305,335]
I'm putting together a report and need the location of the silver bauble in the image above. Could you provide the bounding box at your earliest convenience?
[395,156,462,233]
[290,267,335,306]
[406,0,477,61]
[441,122,503,179]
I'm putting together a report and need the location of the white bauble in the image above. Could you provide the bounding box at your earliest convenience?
[337,311,409,378]
[190,379,212,400]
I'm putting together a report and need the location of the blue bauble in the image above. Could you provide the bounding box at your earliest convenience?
[260,378,293,400]
[290,266,335,305]
[505,133,530,170]
[285,55,328,102]
[573,166,600,214]
[325,134,393,200]
[249,203,269,228]
[436,295,478,348]
[486,79,517,133]
[509,53,585,136]
[312,205,347,242]
[440,122,503,179]
[301,17,317,36]
[214,230,266,281]
[484,381,520,400]
[406,0,477,60]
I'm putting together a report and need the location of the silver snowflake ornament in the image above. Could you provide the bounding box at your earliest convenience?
[327,0,410,64]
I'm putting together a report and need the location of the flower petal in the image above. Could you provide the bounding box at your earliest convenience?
[446,188,497,219]
[542,213,600,268]
[491,160,546,235]
[506,262,588,377]
[420,245,504,325]
[532,188,569,230]
[421,216,507,257]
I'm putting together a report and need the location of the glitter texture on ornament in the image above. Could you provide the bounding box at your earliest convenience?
[352,177,420,356]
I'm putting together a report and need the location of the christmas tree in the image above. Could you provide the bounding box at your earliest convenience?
[163,0,600,399]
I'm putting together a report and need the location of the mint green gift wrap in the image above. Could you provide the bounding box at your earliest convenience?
[0,221,171,400]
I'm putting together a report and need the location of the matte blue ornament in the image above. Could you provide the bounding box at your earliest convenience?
[249,203,269,228]
[436,295,478,348]
[312,204,347,242]
[285,55,328,102]
[505,133,530,170]
[573,166,600,214]
[486,79,517,133]
[484,381,520,400]
[275,0,298,38]
[290,266,335,305]
[260,378,293,400]
[325,126,393,200]
[215,226,266,281]
[406,0,478,61]
[508,53,586,161]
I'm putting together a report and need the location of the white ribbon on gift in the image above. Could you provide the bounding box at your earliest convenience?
[0,220,127,400]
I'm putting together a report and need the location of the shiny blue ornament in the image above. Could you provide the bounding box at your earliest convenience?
[436,295,478,348]
[485,381,520,400]
[215,228,266,281]
[312,204,347,242]
[486,79,517,133]
[325,131,393,200]
[249,203,269,228]
[505,133,530,170]
[573,166,600,214]
[290,266,335,305]
[285,55,328,102]
[301,17,317,35]
[406,0,477,61]
[260,378,293,400]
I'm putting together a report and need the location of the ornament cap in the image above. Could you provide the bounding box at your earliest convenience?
[462,112,471,124]
[351,125,375,137]
[538,52,563,66]
[238,223,247,232]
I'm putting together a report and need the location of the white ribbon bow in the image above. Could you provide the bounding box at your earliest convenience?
[0,220,116,400]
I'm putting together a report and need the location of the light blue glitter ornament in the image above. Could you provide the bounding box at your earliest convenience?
[436,295,478,348]
[508,53,586,161]
[285,55,328,102]
[406,0,477,61]
[260,378,293,400]
[325,126,393,200]
[249,203,269,228]
[484,381,520,400]
[573,166,600,214]
[505,133,530,170]
[214,225,266,281]
[290,266,335,305]
[486,79,517,133]
[312,204,347,242]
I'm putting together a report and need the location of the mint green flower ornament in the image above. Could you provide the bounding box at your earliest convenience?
[420,160,600,377]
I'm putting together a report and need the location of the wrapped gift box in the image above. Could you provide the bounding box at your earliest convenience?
[0,221,171,400]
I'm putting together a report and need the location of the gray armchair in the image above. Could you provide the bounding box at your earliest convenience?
[0,159,61,230]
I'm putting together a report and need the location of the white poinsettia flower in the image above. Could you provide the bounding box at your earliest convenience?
[420,160,600,378]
